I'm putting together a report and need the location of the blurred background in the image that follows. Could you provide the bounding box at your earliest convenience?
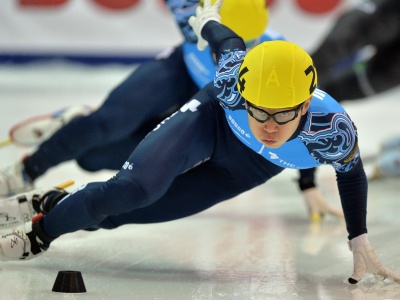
[0,0,359,65]
[1,2,400,299]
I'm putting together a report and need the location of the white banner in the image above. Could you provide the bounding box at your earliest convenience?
[0,0,358,62]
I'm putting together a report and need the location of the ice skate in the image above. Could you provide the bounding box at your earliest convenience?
[0,216,54,261]
[0,161,33,197]
[0,180,72,230]
[9,105,92,147]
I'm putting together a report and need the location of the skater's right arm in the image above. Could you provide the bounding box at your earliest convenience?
[188,0,247,111]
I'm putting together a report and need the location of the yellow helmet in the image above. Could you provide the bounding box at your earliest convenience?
[238,40,318,108]
[200,0,268,41]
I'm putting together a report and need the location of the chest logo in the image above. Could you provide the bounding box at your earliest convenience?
[269,151,279,159]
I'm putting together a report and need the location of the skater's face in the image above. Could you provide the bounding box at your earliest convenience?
[246,98,311,149]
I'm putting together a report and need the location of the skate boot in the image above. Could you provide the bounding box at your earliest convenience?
[32,188,69,214]
[0,214,56,261]
[0,187,69,230]
[0,161,33,197]
[9,105,92,147]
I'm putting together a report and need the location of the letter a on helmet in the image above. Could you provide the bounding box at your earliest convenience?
[238,40,318,108]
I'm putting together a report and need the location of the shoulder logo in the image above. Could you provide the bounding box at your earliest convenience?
[313,89,326,100]
[344,143,359,163]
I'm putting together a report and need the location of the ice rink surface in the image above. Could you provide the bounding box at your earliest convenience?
[0,63,400,300]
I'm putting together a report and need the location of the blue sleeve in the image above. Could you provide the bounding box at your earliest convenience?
[336,159,368,240]
[201,21,247,110]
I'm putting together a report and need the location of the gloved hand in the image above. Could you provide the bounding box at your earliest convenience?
[348,234,400,284]
[302,187,344,221]
[188,0,223,50]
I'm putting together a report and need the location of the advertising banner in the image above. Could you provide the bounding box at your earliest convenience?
[0,0,357,64]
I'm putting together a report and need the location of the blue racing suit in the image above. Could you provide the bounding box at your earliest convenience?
[41,23,367,241]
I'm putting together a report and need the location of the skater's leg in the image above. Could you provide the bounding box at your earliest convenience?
[96,146,283,228]
[24,46,198,179]
[76,120,157,171]
[41,86,219,237]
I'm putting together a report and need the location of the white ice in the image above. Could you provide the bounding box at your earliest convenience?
[0,62,400,300]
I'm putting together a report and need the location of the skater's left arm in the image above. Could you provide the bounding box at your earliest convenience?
[336,152,400,284]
